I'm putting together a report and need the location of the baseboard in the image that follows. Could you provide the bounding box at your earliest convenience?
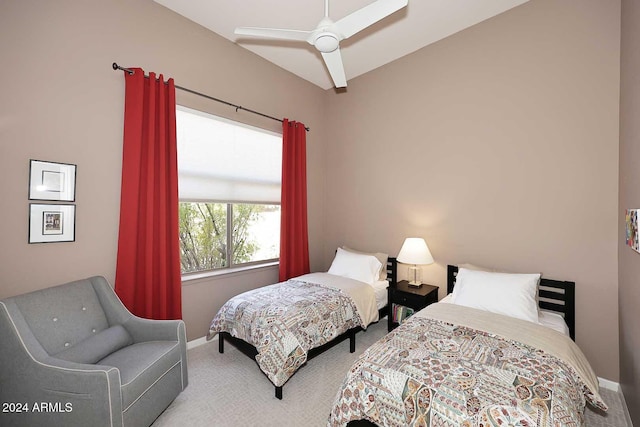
[187,335,216,350]
[598,377,620,392]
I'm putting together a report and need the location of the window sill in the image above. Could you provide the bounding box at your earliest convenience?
[181,261,279,286]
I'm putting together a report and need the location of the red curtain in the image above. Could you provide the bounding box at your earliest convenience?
[279,119,310,281]
[114,68,182,320]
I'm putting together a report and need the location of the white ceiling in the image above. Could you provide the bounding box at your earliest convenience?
[154,0,530,90]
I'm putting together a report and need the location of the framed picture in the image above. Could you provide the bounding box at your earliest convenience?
[29,159,77,201]
[626,209,639,253]
[29,204,76,243]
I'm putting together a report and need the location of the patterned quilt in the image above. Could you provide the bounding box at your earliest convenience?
[208,279,364,387]
[328,313,608,427]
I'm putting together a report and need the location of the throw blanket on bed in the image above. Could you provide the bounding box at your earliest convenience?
[328,303,607,427]
[208,277,367,387]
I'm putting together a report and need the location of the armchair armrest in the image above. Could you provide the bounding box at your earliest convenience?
[90,276,187,343]
[123,316,186,343]
[33,356,123,406]
[0,302,123,427]
[121,316,189,390]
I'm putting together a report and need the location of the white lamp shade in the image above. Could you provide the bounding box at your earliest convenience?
[397,238,434,265]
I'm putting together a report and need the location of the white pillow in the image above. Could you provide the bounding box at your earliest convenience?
[452,268,541,324]
[328,247,382,285]
[453,264,542,312]
[342,246,388,281]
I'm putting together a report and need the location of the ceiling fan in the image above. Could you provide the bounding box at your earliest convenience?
[234,0,409,88]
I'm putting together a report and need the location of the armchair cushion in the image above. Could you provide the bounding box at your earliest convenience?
[54,324,133,364]
[97,340,182,410]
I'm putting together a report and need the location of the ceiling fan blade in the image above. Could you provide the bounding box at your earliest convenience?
[235,27,312,42]
[321,49,347,88]
[334,0,408,39]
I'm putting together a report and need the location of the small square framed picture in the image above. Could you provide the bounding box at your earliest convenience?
[29,204,76,243]
[29,160,77,202]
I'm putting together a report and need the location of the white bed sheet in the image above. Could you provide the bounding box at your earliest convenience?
[371,280,389,310]
[439,294,570,336]
[538,310,571,336]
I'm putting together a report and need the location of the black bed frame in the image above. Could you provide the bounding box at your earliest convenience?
[218,257,397,400]
[346,265,576,427]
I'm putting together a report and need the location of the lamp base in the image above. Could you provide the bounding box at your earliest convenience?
[407,265,422,287]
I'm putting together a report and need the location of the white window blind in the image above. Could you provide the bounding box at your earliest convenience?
[176,106,282,204]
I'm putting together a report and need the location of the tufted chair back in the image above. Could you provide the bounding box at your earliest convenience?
[11,280,111,355]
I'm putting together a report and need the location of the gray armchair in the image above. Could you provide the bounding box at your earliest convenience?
[0,276,187,427]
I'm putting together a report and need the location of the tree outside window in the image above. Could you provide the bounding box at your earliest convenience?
[179,202,280,274]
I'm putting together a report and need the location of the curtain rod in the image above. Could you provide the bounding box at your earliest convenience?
[112,63,309,132]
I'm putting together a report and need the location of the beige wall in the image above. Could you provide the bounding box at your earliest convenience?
[0,0,623,384]
[0,0,327,340]
[619,0,640,421]
[323,0,620,380]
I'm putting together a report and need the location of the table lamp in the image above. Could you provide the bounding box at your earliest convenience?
[397,237,434,287]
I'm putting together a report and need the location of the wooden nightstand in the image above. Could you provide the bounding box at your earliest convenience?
[388,281,439,331]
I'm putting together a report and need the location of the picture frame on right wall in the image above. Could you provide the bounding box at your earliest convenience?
[625,209,639,253]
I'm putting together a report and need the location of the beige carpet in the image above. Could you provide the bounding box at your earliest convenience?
[152,320,630,427]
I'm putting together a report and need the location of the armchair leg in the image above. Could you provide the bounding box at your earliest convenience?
[219,333,224,353]
[275,386,283,400]
[349,329,356,353]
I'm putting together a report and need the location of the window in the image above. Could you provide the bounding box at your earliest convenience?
[176,106,282,275]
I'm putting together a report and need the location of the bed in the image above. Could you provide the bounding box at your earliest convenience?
[207,247,397,399]
[329,264,608,426]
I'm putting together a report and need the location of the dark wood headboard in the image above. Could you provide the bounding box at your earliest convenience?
[386,257,397,286]
[447,265,576,341]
